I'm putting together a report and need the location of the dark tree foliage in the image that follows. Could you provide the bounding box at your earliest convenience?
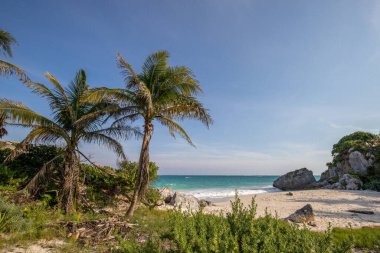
[0,145,63,187]
[331,131,380,163]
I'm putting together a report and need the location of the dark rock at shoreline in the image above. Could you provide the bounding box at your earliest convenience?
[199,199,212,207]
[159,187,174,203]
[273,168,317,190]
[285,204,315,226]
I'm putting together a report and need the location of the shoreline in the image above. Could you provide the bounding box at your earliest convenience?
[202,189,380,231]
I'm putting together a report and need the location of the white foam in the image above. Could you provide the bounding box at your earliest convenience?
[180,186,280,199]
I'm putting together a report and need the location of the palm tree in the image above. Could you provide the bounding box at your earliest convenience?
[0,113,7,138]
[0,70,137,214]
[0,29,27,80]
[89,51,212,217]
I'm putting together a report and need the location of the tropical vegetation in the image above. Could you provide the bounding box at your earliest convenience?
[0,70,138,214]
[88,51,212,217]
[329,131,380,191]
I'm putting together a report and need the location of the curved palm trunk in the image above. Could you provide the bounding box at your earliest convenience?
[60,149,79,214]
[0,113,7,139]
[126,122,153,218]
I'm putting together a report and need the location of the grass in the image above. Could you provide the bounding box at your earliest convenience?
[332,227,380,250]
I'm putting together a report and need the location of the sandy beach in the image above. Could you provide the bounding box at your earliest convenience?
[204,189,380,231]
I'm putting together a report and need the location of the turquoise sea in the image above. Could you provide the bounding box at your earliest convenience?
[154,175,321,200]
[154,175,279,199]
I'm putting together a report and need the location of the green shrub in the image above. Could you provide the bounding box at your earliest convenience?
[332,227,380,250]
[0,196,29,233]
[117,160,159,190]
[117,195,353,252]
[362,178,380,191]
[331,132,380,164]
[0,145,63,188]
[143,188,162,208]
[81,161,160,207]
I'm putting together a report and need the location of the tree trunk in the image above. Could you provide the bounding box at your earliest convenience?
[60,150,79,214]
[126,122,153,218]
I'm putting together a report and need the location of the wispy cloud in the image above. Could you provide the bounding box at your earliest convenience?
[325,120,379,134]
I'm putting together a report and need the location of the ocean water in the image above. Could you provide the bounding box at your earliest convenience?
[154,175,279,200]
[154,175,321,200]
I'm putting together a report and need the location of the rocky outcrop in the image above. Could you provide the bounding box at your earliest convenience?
[341,174,363,190]
[319,147,372,190]
[273,168,317,190]
[169,192,200,211]
[285,204,315,226]
[349,151,369,175]
[158,188,211,212]
[323,174,363,190]
[159,187,174,203]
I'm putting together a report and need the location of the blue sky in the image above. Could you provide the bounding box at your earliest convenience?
[1,0,380,175]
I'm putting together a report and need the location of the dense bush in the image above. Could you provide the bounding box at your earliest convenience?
[81,161,159,207]
[0,144,161,207]
[0,145,63,188]
[331,131,380,164]
[0,196,28,233]
[117,196,353,253]
[332,227,380,250]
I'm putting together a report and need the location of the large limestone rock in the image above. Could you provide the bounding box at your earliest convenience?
[159,187,174,203]
[169,192,200,212]
[339,174,363,190]
[273,168,317,190]
[321,173,363,190]
[285,204,315,226]
[320,166,342,182]
[349,151,369,174]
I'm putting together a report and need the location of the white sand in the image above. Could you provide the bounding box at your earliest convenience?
[204,189,380,231]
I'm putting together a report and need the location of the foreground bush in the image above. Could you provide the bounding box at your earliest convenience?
[117,196,353,253]
[81,161,159,207]
[0,144,160,209]
[0,145,63,188]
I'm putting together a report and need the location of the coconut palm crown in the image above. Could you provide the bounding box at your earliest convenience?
[89,51,212,217]
[0,70,137,214]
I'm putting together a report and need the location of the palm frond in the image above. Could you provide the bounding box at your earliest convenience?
[82,132,126,160]
[44,72,68,101]
[140,50,169,89]
[117,53,139,88]
[73,105,120,128]
[164,66,202,95]
[76,149,116,176]
[157,115,194,146]
[0,59,28,81]
[0,29,16,57]
[0,99,58,127]
[24,155,62,196]
[67,69,88,106]
[159,96,213,127]
[85,125,141,140]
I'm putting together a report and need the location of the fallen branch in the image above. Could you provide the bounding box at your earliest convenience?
[347,209,374,215]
